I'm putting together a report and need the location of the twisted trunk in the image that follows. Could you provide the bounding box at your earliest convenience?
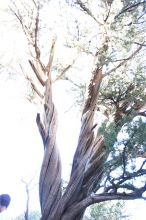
[38,67,107,220]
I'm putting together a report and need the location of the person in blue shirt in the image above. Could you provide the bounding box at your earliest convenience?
[0,194,11,213]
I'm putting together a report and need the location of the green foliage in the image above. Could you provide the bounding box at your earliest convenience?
[98,70,146,121]
[99,109,137,151]
[101,115,146,158]
[99,122,118,152]
[126,118,146,157]
[99,114,146,192]
[90,200,130,220]
[57,0,146,115]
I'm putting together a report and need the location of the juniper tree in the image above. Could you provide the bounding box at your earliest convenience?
[9,0,146,220]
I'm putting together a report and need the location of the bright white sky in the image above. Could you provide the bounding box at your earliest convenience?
[0,0,146,219]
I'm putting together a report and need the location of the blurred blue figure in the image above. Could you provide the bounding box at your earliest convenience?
[0,194,11,213]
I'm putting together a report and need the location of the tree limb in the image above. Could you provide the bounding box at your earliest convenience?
[62,189,146,220]
[45,36,57,75]
[53,59,77,82]
[75,0,103,25]
[115,1,146,19]
[29,60,46,86]
[26,76,44,99]
[105,45,143,76]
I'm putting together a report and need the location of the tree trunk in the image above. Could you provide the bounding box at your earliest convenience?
[38,66,107,220]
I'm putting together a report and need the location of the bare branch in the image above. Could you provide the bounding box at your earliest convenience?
[139,159,146,170]
[29,60,46,86]
[115,1,146,19]
[65,76,85,89]
[134,42,146,47]
[62,189,146,220]
[105,168,146,193]
[75,0,103,26]
[53,59,77,82]
[104,4,112,22]
[105,45,143,76]
[9,7,28,38]
[32,0,38,8]
[83,67,103,115]
[9,2,35,46]
[26,76,44,99]
[34,4,41,59]
[45,36,57,75]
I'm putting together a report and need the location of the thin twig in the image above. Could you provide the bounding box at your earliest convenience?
[53,59,77,82]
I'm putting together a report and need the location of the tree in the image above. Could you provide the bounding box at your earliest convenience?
[15,177,40,220]
[21,177,38,220]
[9,0,146,220]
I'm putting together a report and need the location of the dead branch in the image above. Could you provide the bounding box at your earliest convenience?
[45,36,57,75]
[53,59,77,82]
[34,4,41,59]
[26,76,44,99]
[28,60,46,86]
[82,67,103,115]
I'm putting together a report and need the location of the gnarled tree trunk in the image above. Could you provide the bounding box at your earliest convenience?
[37,64,106,220]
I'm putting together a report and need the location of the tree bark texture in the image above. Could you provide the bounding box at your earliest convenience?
[38,66,107,220]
